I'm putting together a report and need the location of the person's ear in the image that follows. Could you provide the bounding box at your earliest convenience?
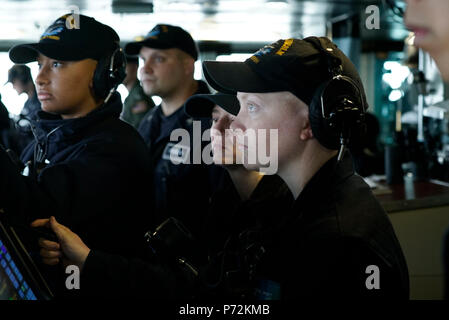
[183,56,195,76]
[299,118,313,141]
[89,67,101,103]
[89,61,97,90]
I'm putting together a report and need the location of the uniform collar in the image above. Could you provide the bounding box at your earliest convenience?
[293,151,355,212]
[31,91,122,143]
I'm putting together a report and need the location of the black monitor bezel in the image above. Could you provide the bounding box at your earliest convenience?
[0,218,53,300]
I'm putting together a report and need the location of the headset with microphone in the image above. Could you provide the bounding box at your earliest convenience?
[25,45,127,179]
[92,45,127,104]
[305,37,366,161]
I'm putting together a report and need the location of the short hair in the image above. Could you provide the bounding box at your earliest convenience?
[7,65,33,84]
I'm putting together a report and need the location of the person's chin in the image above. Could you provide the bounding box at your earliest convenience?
[212,155,233,166]
[242,162,260,172]
[212,155,223,165]
[141,82,156,95]
[413,38,434,52]
[412,29,439,52]
[41,103,59,114]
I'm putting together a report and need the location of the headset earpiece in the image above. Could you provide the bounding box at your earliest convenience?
[92,47,127,101]
[305,37,366,160]
[108,47,127,85]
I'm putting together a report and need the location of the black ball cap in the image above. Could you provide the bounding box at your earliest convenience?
[202,37,367,108]
[125,24,198,61]
[9,14,120,63]
[184,93,240,118]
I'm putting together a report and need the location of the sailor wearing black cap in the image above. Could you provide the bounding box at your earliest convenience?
[1,14,151,296]
[124,24,225,238]
[184,93,294,299]
[201,37,410,299]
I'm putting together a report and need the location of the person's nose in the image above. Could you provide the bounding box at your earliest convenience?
[229,113,245,132]
[215,117,233,135]
[210,120,225,145]
[141,59,154,75]
[35,65,50,87]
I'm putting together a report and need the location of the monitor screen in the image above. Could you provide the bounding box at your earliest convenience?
[0,219,53,300]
